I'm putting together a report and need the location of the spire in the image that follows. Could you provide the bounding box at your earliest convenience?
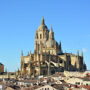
[49,25,54,40]
[59,41,61,46]
[77,50,79,56]
[59,41,62,52]
[50,25,53,32]
[23,59,25,66]
[41,17,45,25]
[59,41,61,48]
[29,50,31,59]
[28,50,29,56]
[81,51,83,57]
[21,50,23,57]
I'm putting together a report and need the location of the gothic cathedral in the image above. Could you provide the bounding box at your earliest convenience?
[21,18,86,77]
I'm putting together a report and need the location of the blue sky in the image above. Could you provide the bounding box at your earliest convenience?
[0,0,90,72]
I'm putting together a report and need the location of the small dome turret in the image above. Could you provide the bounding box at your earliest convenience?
[46,40,56,48]
[38,17,48,31]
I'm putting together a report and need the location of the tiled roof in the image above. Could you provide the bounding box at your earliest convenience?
[80,85,90,90]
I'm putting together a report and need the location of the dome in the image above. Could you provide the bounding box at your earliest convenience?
[38,17,48,31]
[46,40,56,48]
[38,24,48,31]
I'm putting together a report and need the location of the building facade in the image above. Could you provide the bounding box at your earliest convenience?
[21,18,87,77]
[0,63,4,73]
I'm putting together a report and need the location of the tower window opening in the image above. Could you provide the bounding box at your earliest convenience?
[37,34,38,39]
[40,34,42,39]
[69,61,71,65]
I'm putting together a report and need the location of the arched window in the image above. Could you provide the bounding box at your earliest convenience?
[37,34,38,39]
[69,61,71,65]
[40,34,42,39]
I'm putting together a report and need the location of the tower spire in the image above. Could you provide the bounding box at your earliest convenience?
[59,41,62,53]
[30,50,31,56]
[77,50,79,56]
[49,25,54,40]
[51,25,53,32]
[81,50,83,57]
[21,50,23,57]
[59,41,61,47]
[41,17,45,25]
[28,50,29,56]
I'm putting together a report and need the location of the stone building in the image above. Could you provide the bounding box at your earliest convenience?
[0,63,4,73]
[21,18,87,77]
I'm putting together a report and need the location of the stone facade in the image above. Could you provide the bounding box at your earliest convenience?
[20,18,87,77]
[0,63,4,73]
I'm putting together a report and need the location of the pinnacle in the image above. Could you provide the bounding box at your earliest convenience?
[77,50,79,56]
[51,25,53,32]
[41,17,45,25]
[81,51,83,57]
[21,50,23,56]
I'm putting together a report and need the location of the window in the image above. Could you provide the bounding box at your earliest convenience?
[37,34,38,39]
[86,84,88,86]
[40,34,42,39]
[69,61,71,65]
[59,60,62,63]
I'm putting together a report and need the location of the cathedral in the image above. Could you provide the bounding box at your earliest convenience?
[21,18,87,77]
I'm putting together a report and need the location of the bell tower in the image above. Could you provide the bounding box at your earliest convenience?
[35,17,49,53]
